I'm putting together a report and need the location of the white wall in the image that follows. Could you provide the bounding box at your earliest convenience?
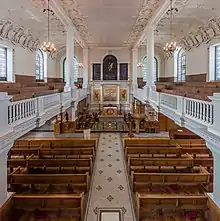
[164,37,220,80]
[0,39,58,81]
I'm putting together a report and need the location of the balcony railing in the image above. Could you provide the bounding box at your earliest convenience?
[8,98,37,125]
[6,89,87,127]
[134,88,215,130]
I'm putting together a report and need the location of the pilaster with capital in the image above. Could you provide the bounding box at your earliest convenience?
[83,48,89,88]
[132,49,138,90]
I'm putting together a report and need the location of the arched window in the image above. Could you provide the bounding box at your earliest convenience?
[215,44,220,80]
[63,56,78,82]
[35,49,44,80]
[0,46,7,81]
[177,48,186,82]
[142,56,158,82]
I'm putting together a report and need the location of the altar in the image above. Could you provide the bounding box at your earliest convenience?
[98,115,124,131]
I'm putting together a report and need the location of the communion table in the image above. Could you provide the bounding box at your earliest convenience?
[98,115,124,131]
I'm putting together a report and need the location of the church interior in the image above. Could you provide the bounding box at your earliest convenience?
[1,0,220,220]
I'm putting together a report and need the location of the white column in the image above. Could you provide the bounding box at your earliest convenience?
[117,84,120,105]
[0,147,13,206]
[132,49,138,90]
[83,48,89,88]
[65,28,75,91]
[146,26,156,92]
[206,141,220,208]
[117,63,120,80]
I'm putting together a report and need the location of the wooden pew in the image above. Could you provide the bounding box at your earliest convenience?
[125,147,182,158]
[12,193,84,220]
[8,147,95,159]
[8,158,93,174]
[128,157,194,173]
[136,193,208,220]
[8,172,89,193]
[13,138,97,149]
[124,138,172,148]
[131,166,210,192]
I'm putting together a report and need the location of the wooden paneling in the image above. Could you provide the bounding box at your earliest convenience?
[186,73,207,82]
[158,113,179,132]
[15,74,35,83]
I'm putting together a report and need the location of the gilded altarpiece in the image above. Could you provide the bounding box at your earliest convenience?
[103,85,117,102]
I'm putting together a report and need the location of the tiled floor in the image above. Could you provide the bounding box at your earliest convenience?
[84,133,136,221]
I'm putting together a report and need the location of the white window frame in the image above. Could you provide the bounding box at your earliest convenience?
[35,49,44,81]
[0,46,7,81]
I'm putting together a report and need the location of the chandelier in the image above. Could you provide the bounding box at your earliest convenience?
[41,0,56,56]
[137,62,144,68]
[163,0,178,53]
[78,63,84,68]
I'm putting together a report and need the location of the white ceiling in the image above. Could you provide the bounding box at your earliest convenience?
[0,0,219,50]
[70,0,144,47]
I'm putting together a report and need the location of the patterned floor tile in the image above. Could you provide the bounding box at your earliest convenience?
[98,170,103,174]
[96,185,102,191]
[117,169,122,174]
[106,195,114,202]
[107,177,112,182]
[108,154,112,157]
[108,164,112,167]
[118,185,124,191]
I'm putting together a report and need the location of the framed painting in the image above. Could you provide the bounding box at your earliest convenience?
[93,88,100,102]
[93,63,101,80]
[119,63,128,80]
[120,88,127,101]
[103,85,117,102]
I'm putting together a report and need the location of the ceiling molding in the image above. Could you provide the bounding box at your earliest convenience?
[133,0,178,48]
[124,0,162,47]
[49,0,87,49]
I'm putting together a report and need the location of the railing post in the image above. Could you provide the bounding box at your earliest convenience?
[0,93,13,137]
[208,93,220,136]
[206,141,220,208]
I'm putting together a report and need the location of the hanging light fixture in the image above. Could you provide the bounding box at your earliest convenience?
[163,0,178,53]
[137,46,144,68]
[41,0,56,56]
[78,63,84,68]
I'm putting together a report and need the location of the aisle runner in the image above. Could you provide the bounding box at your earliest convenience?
[84,133,136,221]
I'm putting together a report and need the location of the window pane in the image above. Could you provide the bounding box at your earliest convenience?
[215,45,220,80]
[63,57,78,82]
[35,50,44,80]
[177,48,186,82]
[0,47,7,81]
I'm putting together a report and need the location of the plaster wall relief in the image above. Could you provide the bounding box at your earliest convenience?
[0,20,40,52]
[180,17,220,52]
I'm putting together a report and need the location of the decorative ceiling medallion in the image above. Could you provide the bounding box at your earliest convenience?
[60,0,92,43]
[125,0,161,46]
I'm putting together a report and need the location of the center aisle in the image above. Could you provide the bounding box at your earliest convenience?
[84,133,136,221]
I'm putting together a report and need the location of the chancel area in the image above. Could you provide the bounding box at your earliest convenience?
[1,0,220,221]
